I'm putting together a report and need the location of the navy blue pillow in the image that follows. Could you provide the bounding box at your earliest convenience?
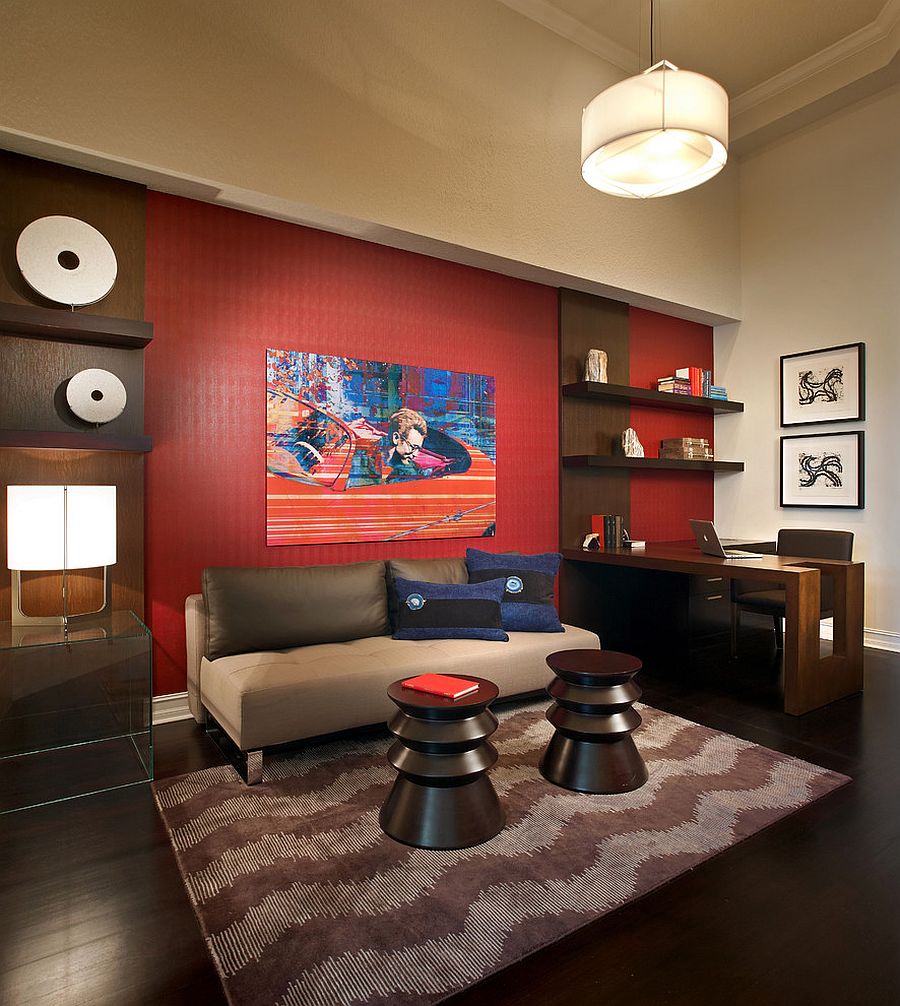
[465,548,564,632]
[392,576,509,641]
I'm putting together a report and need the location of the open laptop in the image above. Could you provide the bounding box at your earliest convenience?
[689,519,764,559]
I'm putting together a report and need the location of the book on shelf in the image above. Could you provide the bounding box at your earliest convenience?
[661,437,709,447]
[591,513,625,548]
[657,376,692,395]
[673,366,716,398]
[660,451,715,461]
[401,674,479,699]
[674,366,704,397]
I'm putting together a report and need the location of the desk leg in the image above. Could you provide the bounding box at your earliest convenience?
[784,563,865,715]
[783,568,821,716]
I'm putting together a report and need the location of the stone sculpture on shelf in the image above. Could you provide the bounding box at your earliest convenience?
[584,348,608,384]
[621,427,645,458]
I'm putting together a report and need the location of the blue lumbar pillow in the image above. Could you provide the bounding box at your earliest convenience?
[465,548,564,632]
[392,576,509,641]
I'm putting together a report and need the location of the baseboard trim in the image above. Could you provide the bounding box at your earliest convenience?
[820,624,900,653]
[152,691,193,724]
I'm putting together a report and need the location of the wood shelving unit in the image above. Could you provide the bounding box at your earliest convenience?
[0,429,153,452]
[562,381,743,415]
[562,455,744,473]
[0,301,153,348]
[557,290,747,561]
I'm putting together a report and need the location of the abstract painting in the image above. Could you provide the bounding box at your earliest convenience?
[781,343,865,426]
[780,431,864,508]
[266,350,496,545]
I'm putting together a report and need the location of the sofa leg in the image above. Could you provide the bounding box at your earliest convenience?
[245,749,263,785]
[205,713,264,785]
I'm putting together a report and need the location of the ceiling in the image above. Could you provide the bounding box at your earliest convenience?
[539,0,885,96]
[500,0,900,148]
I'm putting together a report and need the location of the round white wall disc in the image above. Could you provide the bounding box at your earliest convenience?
[16,216,118,307]
[66,369,127,424]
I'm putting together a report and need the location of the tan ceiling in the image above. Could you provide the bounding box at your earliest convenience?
[525,0,887,96]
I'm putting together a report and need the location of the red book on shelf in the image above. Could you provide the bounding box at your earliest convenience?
[401,674,480,699]
[675,366,704,397]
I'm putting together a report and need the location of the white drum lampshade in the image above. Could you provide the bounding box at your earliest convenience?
[7,485,117,625]
[582,61,728,199]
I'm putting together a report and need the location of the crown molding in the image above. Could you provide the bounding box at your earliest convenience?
[496,0,639,74]
[732,0,900,114]
[500,0,900,146]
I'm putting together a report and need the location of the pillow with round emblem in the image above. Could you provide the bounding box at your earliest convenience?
[391,576,509,641]
[465,548,564,632]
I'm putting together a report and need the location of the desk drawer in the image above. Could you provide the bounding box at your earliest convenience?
[690,574,727,596]
[689,589,730,638]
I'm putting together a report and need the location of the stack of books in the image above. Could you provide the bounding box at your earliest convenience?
[660,437,714,461]
[656,368,728,401]
[656,376,692,395]
[591,513,625,548]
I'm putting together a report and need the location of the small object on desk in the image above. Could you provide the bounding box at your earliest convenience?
[401,673,479,699]
[582,532,601,550]
[622,540,646,549]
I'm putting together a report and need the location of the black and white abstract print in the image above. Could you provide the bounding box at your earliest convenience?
[798,367,844,406]
[798,452,843,489]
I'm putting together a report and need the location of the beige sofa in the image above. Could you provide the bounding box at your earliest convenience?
[185,556,599,781]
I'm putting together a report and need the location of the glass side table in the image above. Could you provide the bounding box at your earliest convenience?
[0,610,153,814]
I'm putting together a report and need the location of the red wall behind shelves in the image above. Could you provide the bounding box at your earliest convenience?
[144,193,559,695]
[627,307,715,542]
[143,195,717,696]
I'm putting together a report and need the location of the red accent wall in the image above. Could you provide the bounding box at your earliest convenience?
[144,193,559,695]
[627,307,715,541]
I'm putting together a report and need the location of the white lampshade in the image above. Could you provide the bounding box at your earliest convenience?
[7,485,116,571]
[582,61,728,199]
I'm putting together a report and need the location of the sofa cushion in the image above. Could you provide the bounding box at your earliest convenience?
[392,576,509,641]
[386,557,467,629]
[200,624,601,749]
[202,561,389,661]
[466,548,564,632]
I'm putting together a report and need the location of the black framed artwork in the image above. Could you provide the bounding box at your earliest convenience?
[780,343,865,427]
[780,431,864,509]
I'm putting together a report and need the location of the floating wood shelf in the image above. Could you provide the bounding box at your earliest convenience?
[0,429,153,452]
[562,455,744,473]
[0,301,153,348]
[562,381,743,415]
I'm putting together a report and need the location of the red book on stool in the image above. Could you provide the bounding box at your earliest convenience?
[401,674,479,699]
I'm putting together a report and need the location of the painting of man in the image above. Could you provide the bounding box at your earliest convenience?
[266,350,496,545]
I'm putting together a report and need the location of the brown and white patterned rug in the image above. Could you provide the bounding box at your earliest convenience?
[154,703,848,1006]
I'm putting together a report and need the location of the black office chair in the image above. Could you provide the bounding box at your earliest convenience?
[731,528,854,653]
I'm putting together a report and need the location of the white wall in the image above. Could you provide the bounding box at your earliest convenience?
[0,0,740,321]
[716,85,900,639]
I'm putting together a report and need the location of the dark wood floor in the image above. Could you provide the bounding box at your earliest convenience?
[3,617,899,1005]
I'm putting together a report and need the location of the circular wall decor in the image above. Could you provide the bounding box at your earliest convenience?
[16,216,118,307]
[66,369,127,424]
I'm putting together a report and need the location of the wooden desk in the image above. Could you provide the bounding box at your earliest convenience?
[561,542,864,716]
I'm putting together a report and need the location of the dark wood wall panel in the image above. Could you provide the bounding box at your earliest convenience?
[0,152,148,622]
[0,151,146,318]
[0,337,144,436]
[558,289,630,554]
[0,449,144,619]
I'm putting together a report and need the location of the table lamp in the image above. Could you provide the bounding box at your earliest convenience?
[6,485,117,626]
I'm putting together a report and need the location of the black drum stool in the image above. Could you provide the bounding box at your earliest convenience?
[539,649,648,794]
[379,676,505,849]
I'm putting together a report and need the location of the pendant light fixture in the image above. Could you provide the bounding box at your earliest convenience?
[581,1,728,199]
